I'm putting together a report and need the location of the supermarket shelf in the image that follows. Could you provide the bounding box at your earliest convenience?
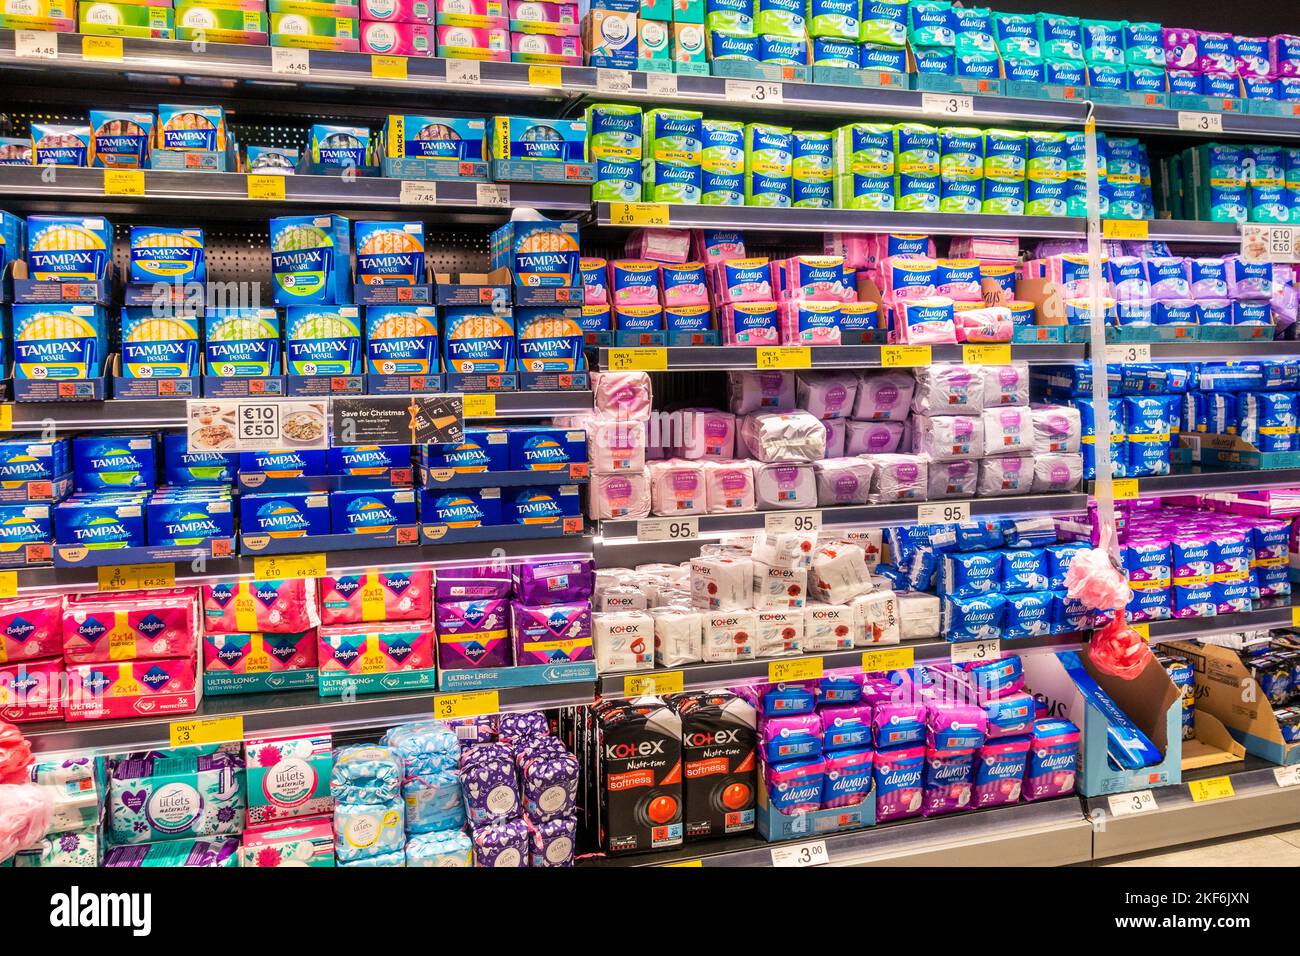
[1088,467,1300,496]
[594,343,1084,371]
[0,392,594,431]
[21,681,599,757]
[1145,340,1300,360]
[584,796,1092,867]
[1092,102,1300,142]
[0,166,590,217]
[1144,594,1299,646]
[1142,219,1241,245]
[596,492,1089,544]
[595,633,1078,697]
[1088,758,1300,860]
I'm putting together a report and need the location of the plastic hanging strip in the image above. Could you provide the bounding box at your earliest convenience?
[1082,102,1120,564]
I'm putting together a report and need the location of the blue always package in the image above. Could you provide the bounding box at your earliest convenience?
[507,428,588,471]
[329,489,417,534]
[1046,542,1088,588]
[940,550,1002,596]
[761,682,818,715]
[1001,547,1048,592]
[1002,591,1054,640]
[1057,650,1164,771]
[1237,392,1297,452]
[1123,396,1172,476]
[504,485,581,526]
[941,592,1006,642]
[269,215,352,307]
[238,492,330,538]
[417,488,503,528]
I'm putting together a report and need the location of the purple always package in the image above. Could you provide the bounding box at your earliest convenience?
[872,701,927,748]
[821,748,874,809]
[873,743,925,822]
[972,736,1031,808]
[513,558,594,604]
[819,703,873,751]
[765,755,825,815]
[1022,717,1079,801]
[922,745,977,816]
[926,702,987,750]
[435,598,512,669]
[435,565,512,600]
[510,599,594,665]
[760,712,823,761]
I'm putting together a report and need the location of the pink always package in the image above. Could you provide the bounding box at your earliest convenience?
[660,262,709,307]
[510,599,594,665]
[720,302,779,345]
[0,657,64,723]
[609,260,662,307]
[203,579,319,635]
[625,227,691,263]
[62,591,198,665]
[955,306,1013,343]
[708,258,773,304]
[0,595,64,663]
[318,570,432,626]
[360,0,436,22]
[65,657,198,722]
[361,20,435,55]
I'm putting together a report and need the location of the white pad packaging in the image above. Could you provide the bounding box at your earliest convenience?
[701,459,756,513]
[980,406,1032,457]
[982,363,1030,407]
[649,606,703,667]
[927,459,978,499]
[851,590,899,646]
[810,543,873,603]
[648,459,708,515]
[864,454,928,503]
[911,364,985,414]
[592,371,653,421]
[703,609,757,661]
[823,418,846,457]
[803,603,854,651]
[1032,452,1084,492]
[813,457,875,506]
[1030,403,1082,454]
[754,461,818,509]
[755,609,803,657]
[589,470,652,520]
[914,414,985,461]
[689,555,753,610]
[897,592,940,640]
[587,416,648,473]
[727,370,795,415]
[826,528,884,569]
[844,419,906,455]
[597,584,650,612]
[976,454,1034,496]
[852,370,915,420]
[676,408,736,460]
[752,562,808,609]
[796,371,859,420]
[739,410,827,462]
[593,610,654,672]
[751,532,817,569]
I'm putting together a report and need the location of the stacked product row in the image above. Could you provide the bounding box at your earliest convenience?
[1159,142,1300,224]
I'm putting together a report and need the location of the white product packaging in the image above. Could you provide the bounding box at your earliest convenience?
[853,370,915,420]
[739,410,828,462]
[702,459,757,512]
[586,416,648,473]
[703,609,758,661]
[752,562,808,609]
[649,606,704,667]
[592,371,653,420]
[796,371,859,420]
[597,584,650,612]
[751,532,817,569]
[911,364,985,414]
[824,528,883,570]
[982,363,1030,407]
[755,609,804,657]
[589,469,653,520]
[753,461,818,509]
[1032,452,1084,492]
[809,543,873,603]
[927,459,978,499]
[897,592,940,640]
[864,453,928,503]
[914,414,985,461]
[648,459,708,515]
[813,457,875,506]
[727,370,795,414]
[823,417,846,457]
[676,408,737,460]
[593,610,655,673]
[689,555,753,611]
[850,589,899,645]
[1030,403,1082,454]
[976,454,1035,496]
[844,419,906,455]
[980,406,1032,457]
[802,603,854,651]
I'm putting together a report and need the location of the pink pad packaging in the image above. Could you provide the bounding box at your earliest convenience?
[511,34,581,63]
[928,459,977,499]
[62,591,198,664]
[510,600,593,664]
[822,748,875,808]
[972,737,1031,808]
[778,300,843,346]
[676,408,736,460]
[760,711,823,761]
[955,306,1013,343]
[935,259,983,301]
[202,630,317,674]
[203,580,320,635]
[0,595,65,662]
[361,20,435,55]
[0,657,64,723]
[591,371,652,421]
[660,262,709,307]
[589,470,652,519]
[983,363,1030,407]
[318,571,432,626]
[845,419,905,455]
[702,460,756,512]
[692,230,745,264]
[608,260,662,307]
[587,416,647,473]
[648,459,708,515]
[434,25,510,58]
[720,302,780,345]
[895,297,957,345]
[581,257,608,305]
[434,599,511,669]
[625,228,691,263]
[361,0,436,22]
[765,755,825,815]
[873,743,925,822]
[754,461,817,510]
[709,258,773,304]
[796,372,857,420]
[878,257,938,302]
[782,256,854,301]
[509,0,580,34]
[727,370,794,414]
[823,233,871,269]
[65,657,197,722]
[823,418,846,457]
[433,0,506,26]
[852,370,915,420]
[814,458,874,506]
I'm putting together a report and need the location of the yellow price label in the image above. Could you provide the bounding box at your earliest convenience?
[881,345,932,367]
[170,715,243,749]
[0,572,16,599]
[608,202,670,226]
[371,54,407,79]
[1112,478,1140,500]
[1292,605,1300,628]
[253,552,327,580]
[608,348,667,371]
[103,169,144,196]
[769,657,824,682]
[1102,219,1149,240]
[97,563,176,593]
[661,859,703,867]
[756,346,812,370]
[81,35,122,61]
[0,404,11,431]
[529,64,562,87]
[1084,115,1096,135]
[246,174,286,201]
[433,690,499,720]
[462,393,496,418]
[862,647,915,672]
[962,343,1012,365]
[1131,622,1150,642]
[624,671,684,697]
[1188,776,1235,802]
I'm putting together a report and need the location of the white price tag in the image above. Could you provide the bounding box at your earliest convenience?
[1274,765,1300,788]
[724,78,783,104]
[1104,342,1151,364]
[15,30,58,59]
[1177,111,1223,134]
[764,510,821,534]
[271,47,309,76]
[186,399,328,452]
[446,58,481,86]
[646,72,678,97]
[635,517,699,542]
[918,501,971,524]
[770,840,829,867]
[1107,789,1159,817]
[950,639,1000,664]
[597,68,633,94]
[921,92,974,117]
[238,402,282,445]
[475,183,510,207]
[399,180,439,205]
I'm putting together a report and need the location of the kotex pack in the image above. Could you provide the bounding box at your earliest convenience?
[809,542,872,604]
[802,602,854,651]
[751,531,817,569]
[690,555,753,611]
[753,608,803,657]
[852,589,898,645]
[752,562,808,610]
[701,609,756,662]
[873,743,925,822]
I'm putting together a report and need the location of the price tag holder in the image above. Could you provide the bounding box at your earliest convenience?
[170,715,243,749]
[597,68,633,93]
[0,404,10,432]
[1112,478,1140,500]
[371,54,408,80]
[661,859,702,867]
[1188,776,1235,802]
[445,58,481,86]
[608,347,667,371]
[0,571,17,599]
[1104,342,1151,363]
[97,563,175,592]
[103,169,144,196]
[1291,605,1300,628]
[1107,789,1158,817]
[770,840,829,867]
[881,345,931,367]
[1273,765,1300,788]
[1178,111,1224,134]
[433,689,499,720]
[918,501,970,523]
[253,553,327,580]
[862,647,914,672]
[920,92,974,117]
[528,65,562,87]
[1131,622,1150,642]
[82,35,123,61]
[462,393,496,417]
[724,78,783,104]
[399,180,439,205]
[646,72,678,96]
[636,517,699,542]
[475,183,511,207]
[271,47,309,76]
[15,30,58,59]
[624,671,684,697]
[608,202,669,226]
[951,639,1000,664]
[769,657,823,682]
[756,346,811,370]
[1102,219,1149,240]
[764,510,820,534]
[962,343,1011,365]
[246,174,286,201]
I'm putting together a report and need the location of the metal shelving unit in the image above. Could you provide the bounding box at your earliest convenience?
[594,343,1083,372]
[1144,594,1300,645]
[1144,340,1300,360]
[1087,468,1300,496]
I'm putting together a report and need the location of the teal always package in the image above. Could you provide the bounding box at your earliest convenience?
[956,50,998,79]
[792,130,833,208]
[907,0,953,47]
[744,124,793,208]
[755,0,803,38]
[952,5,993,56]
[1081,18,1123,65]
[584,104,643,162]
[269,214,351,306]
[939,126,983,214]
[89,110,154,169]
[1036,13,1081,61]
[702,119,744,175]
[913,46,955,74]
[859,0,904,46]
[594,159,642,201]
[204,308,282,377]
[993,11,1039,58]
[704,0,752,33]
[707,29,758,59]
[1003,57,1045,83]
[285,306,363,376]
[1123,22,1162,67]
[805,0,855,40]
